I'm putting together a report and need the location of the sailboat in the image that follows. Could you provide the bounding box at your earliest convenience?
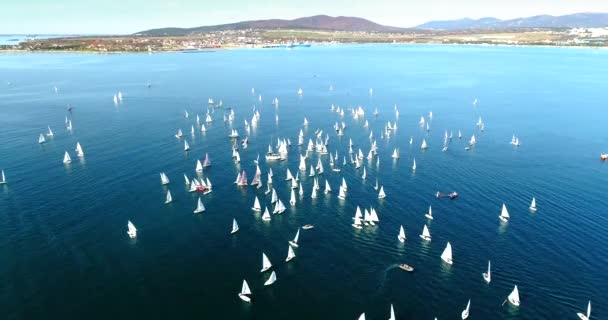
[499,203,510,222]
[338,185,346,200]
[38,133,46,144]
[421,139,428,149]
[165,190,172,204]
[175,129,183,138]
[425,205,433,220]
[203,153,211,167]
[160,172,170,185]
[391,148,399,159]
[290,189,296,206]
[419,224,431,241]
[529,197,537,211]
[195,160,203,172]
[398,225,406,242]
[63,151,72,164]
[461,300,470,319]
[374,180,379,191]
[358,313,366,320]
[577,301,591,320]
[238,280,252,302]
[127,221,137,238]
[324,180,331,194]
[299,182,304,196]
[252,196,261,211]
[412,159,417,171]
[184,140,191,151]
[261,253,272,272]
[231,219,239,234]
[507,285,520,306]
[289,228,300,247]
[193,197,205,213]
[441,241,453,264]
[388,304,396,320]
[0,170,5,184]
[75,142,84,157]
[264,271,277,286]
[273,199,286,214]
[362,167,367,179]
[286,245,296,262]
[262,207,271,221]
[378,186,386,199]
[46,126,54,137]
[483,260,491,283]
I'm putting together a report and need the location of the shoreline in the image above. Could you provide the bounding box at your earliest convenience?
[1,41,607,55]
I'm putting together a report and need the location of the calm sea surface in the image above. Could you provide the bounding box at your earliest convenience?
[1,45,607,319]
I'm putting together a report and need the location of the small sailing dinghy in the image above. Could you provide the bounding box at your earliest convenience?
[38,133,46,144]
[231,219,239,234]
[286,245,296,262]
[378,186,386,199]
[184,140,190,151]
[238,280,252,302]
[302,224,314,230]
[483,260,491,283]
[421,139,428,149]
[425,205,433,220]
[63,151,72,164]
[46,126,54,137]
[461,299,470,319]
[127,221,137,238]
[0,170,5,184]
[289,228,300,247]
[412,159,417,171]
[264,271,277,286]
[577,301,591,320]
[262,207,271,221]
[441,241,453,265]
[160,172,170,185]
[261,253,272,272]
[529,197,537,211]
[290,189,296,206]
[419,224,431,241]
[352,215,363,229]
[193,197,206,213]
[499,203,510,222]
[388,304,396,320]
[507,285,520,306]
[75,142,84,157]
[165,190,172,204]
[252,196,261,211]
[398,225,406,242]
[357,313,366,320]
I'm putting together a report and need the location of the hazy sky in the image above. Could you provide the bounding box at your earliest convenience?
[2,0,608,34]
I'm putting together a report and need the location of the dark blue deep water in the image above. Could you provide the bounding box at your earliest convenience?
[1,45,607,319]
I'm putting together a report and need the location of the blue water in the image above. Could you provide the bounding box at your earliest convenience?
[1,45,607,320]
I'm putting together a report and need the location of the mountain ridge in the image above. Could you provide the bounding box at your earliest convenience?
[135,15,409,36]
[417,12,608,30]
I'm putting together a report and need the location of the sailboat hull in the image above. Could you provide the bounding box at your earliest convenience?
[231,229,239,234]
[260,266,271,272]
[352,224,362,229]
[483,273,491,283]
[461,310,469,319]
[499,216,509,223]
[238,294,251,302]
[398,236,406,243]
[508,298,520,306]
[425,214,433,220]
[419,235,431,241]
[577,314,589,320]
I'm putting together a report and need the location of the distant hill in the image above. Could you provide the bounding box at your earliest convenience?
[135,15,408,36]
[417,13,608,30]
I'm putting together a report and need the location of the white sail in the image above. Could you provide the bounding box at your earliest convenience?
[425,205,433,220]
[46,126,54,136]
[286,245,296,262]
[127,220,137,238]
[324,180,331,194]
[338,185,346,200]
[63,151,72,164]
[388,304,396,320]
[420,224,431,241]
[252,196,261,211]
[470,134,476,145]
[160,172,170,185]
[0,170,5,184]
[378,186,386,199]
[290,189,296,206]
[184,140,190,151]
[461,299,470,319]
[165,190,172,204]
[261,253,272,272]
[175,129,183,138]
[362,167,367,179]
[508,285,520,306]
[412,159,416,171]
[241,279,251,295]
[441,241,453,264]
[577,301,591,320]
[271,188,278,203]
[342,178,348,190]
[499,203,510,222]
[299,182,304,196]
[231,219,239,234]
[290,228,300,247]
[398,225,406,242]
[421,139,428,149]
[286,168,293,181]
[193,197,205,213]
[262,207,271,221]
[264,271,277,286]
[391,148,399,159]
[483,260,491,283]
[530,197,537,211]
[38,133,46,144]
[358,313,366,320]
[273,199,286,214]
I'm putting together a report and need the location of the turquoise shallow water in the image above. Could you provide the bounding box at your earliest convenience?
[1,45,608,319]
